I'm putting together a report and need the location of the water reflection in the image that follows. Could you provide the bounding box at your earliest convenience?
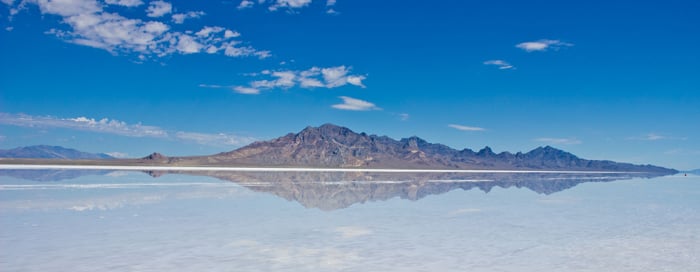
[0,169,668,210]
[175,171,667,210]
[0,170,698,271]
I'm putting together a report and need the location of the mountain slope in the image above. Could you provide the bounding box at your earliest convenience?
[180,124,675,173]
[0,145,113,160]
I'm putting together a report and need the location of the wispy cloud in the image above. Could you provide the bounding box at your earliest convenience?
[237,0,338,13]
[105,152,129,158]
[0,112,168,137]
[516,39,573,52]
[233,86,261,94]
[483,60,514,70]
[221,65,366,95]
[105,0,144,7]
[146,0,172,18]
[627,133,687,141]
[237,0,255,9]
[326,0,338,14]
[0,112,256,147]
[448,124,485,131]
[398,113,410,121]
[5,0,268,60]
[171,11,205,24]
[534,137,582,145]
[175,131,256,146]
[269,0,313,11]
[332,96,381,111]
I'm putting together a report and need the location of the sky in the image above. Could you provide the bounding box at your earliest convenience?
[0,0,698,169]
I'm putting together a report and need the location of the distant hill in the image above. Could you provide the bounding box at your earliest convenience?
[167,124,676,173]
[0,145,113,160]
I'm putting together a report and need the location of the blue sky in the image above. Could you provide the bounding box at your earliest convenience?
[0,0,698,169]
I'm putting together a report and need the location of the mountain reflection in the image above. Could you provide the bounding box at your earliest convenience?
[173,171,666,210]
[1,169,668,211]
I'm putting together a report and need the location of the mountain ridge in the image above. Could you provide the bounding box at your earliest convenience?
[0,124,677,173]
[172,123,676,173]
[0,145,113,160]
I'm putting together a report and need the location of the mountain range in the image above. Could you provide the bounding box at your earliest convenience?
[0,145,113,160]
[157,124,676,173]
[0,124,678,173]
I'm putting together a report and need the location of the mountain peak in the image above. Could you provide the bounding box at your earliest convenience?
[527,146,574,157]
[204,125,676,173]
[142,152,167,160]
[477,146,494,156]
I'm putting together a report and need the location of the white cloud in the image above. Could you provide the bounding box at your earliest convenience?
[199,84,262,94]
[398,113,410,121]
[516,39,573,52]
[334,226,372,239]
[1,0,15,6]
[224,29,240,38]
[627,133,686,141]
[322,66,366,88]
[233,86,261,94]
[534,137,582,145]
[105,0,143,7]
[175,132,257,146]
[238,0,335,12]
[146,0,172,18]
[10,0,268,60]
[198,84,224,88]
[483,59,514,70]
[223,43,271,59]
[230,65,366,94]
[195,26,224,37]
[237,0,254,9]
[175,34,203,54]
[105,152,129,158]
[0,112,168,137]
[332,96,381,111]
[0,112,256,147]
[269,0,312,11]
[171,11,205,24]
[31,0,100,16]
[448,124,485,131]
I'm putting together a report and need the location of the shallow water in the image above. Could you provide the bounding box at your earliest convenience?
[1,170,698,271]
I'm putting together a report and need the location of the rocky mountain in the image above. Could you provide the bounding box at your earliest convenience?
[178,124,675,173]
[0,145,113,160]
